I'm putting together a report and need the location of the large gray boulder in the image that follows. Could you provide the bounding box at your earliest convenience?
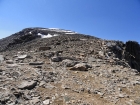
[62,59,77,67]
[70,63,91,71]
[18,80,37,90]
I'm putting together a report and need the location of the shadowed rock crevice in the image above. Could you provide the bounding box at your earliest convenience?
[124,41,140,72]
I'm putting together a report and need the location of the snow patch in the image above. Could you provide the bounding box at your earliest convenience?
[38,33,42,36]
[29,31,32,34]
[40,29,48,30]
[54,34,58,36]
[48,28,77,34]
[65,33,76,34]
[49,28,60,30]
[38,33,58,38]
[46,34,53,38]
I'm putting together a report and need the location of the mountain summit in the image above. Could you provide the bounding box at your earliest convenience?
[0,27,140,105]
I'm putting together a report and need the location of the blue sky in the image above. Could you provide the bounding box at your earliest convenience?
[0,0,140,43]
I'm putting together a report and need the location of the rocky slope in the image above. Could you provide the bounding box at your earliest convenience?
[0,27,140,105]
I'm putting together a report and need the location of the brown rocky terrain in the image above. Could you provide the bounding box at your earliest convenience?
[0,27,140,105]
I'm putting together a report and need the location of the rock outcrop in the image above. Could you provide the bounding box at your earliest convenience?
[125,41,140,72]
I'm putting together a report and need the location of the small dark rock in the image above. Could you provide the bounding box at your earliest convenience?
[39,46,51,51]
[29,62,44,65]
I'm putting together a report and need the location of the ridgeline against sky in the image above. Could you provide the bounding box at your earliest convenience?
[0,0,140,43]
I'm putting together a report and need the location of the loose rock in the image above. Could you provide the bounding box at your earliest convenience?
[18,80,37,90]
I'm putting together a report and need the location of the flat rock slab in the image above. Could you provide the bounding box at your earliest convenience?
[88,57,96,62]
[6,64,19,68]
[0,55,4,63]
[18,80,37,90]
[6,60,14,64]
[17,55,27,60]
[30,97,40,104]
[43,99,50,105]
[70,63,91,71]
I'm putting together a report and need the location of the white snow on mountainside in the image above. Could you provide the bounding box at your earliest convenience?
[37,33,58,38]
[27,28,79,39]
[37,28,78,38]
[48,28,78,34]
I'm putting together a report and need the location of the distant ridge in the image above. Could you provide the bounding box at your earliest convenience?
[0,27,140,72]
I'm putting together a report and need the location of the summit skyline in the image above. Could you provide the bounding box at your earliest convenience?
[0,0,140,43]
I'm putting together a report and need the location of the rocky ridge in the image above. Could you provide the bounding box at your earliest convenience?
[0,28,140,105]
